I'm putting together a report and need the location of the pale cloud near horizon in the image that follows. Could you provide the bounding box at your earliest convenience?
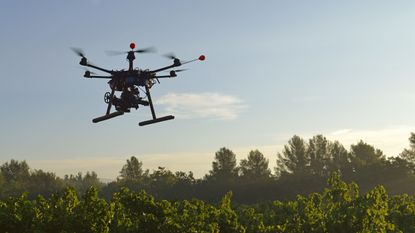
[15,126,415,180]
[326,125,415,156]
[157,92,247,120]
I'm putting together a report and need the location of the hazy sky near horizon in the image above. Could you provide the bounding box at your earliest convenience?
[1,1,415,178]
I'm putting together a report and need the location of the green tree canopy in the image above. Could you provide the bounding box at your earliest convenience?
[0,159,30,182]
[400,133,415,165]
[350,140,385,168]
[326,141,350,175]
[307,135,331,177]
[208,147,238,181]
[64,171,102,194]
[276,135,308,175]
[239,150,271,180]
[119,156,146,181]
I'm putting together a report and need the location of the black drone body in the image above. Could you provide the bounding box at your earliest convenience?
[73,42,205,126]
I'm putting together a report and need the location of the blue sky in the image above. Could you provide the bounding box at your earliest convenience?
[1,1,415,178]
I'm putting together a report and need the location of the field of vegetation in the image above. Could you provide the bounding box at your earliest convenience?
[1,133,415,232]
[2,174,415,232]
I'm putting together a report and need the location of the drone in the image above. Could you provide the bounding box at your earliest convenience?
[73,42,205,126]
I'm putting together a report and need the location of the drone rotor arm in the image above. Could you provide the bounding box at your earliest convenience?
[149,63,181,74]
[150,54,204,73]
[85,63,114,74]
[154,75,174,78]
[86,75,113,79]
[181,58,198,65]
[181,55,205,65]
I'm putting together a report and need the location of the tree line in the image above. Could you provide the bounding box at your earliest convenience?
[1,133,415,203]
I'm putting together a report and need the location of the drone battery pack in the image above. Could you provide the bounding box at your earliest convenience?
[139,115,174,126]
[92,111,124,123]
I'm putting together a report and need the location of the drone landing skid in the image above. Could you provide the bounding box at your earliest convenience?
[92,111,124,123]
[139,115,174,126]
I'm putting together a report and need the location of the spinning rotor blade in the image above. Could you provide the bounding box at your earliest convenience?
[172,69,187,73]
[163,53,182,66]
[134,46,156,53]
[71,47,86,58]
[176,69,187,72]
[163,52,178,60]
[105,46,156,56]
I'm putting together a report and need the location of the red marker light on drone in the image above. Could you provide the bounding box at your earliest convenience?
[199,55,205,61]
[130,42,136,50]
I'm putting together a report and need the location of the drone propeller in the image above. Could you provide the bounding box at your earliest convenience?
[163,52,179,60]
[105,46,156,56]
[172,69,187,73]
[134,47,156,53]
[162,53,183,67]
[71,47,86,58]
